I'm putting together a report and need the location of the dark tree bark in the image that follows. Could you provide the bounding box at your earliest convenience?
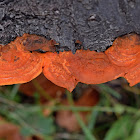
[0,0,140,53]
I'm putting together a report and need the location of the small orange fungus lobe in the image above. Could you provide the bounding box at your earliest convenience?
[0,40,43,85]
[64,50,123,85]
[105,33,140,67]
[43,52,78,92]
[16,33,56,52]
[106,33,140,86]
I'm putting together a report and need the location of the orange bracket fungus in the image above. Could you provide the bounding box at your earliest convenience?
[0,38,43,85]
[0,33,140,91]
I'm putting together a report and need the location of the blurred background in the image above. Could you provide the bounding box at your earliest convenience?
[0,74,140,140]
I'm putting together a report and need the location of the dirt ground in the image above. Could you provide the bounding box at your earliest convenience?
[0,0,140,53]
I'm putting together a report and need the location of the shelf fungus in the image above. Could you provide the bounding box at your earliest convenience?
[0,33,140,91]
[0,39,43,86]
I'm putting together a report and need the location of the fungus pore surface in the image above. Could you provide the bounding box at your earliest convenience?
[0,33,140,91]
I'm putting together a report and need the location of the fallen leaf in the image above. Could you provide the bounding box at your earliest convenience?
[0,117,22,140]
[56,88,99,132]
[20,73,65,98]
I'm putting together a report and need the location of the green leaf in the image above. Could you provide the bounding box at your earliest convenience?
[20,127,33,136]
[113,104,125,114]
[104,115,134,140]
[128,119,140,140]
[88,111,98,131]
[20,114,55,136]
[98,84,121,99]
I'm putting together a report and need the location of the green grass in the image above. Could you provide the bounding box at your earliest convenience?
[0,80,140,140]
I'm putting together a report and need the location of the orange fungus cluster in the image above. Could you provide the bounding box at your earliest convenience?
[0,33,140,91]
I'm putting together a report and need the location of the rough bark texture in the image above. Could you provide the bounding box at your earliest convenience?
[0,0,140,53]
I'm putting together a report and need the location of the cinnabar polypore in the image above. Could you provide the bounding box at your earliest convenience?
[0,33,140,91]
